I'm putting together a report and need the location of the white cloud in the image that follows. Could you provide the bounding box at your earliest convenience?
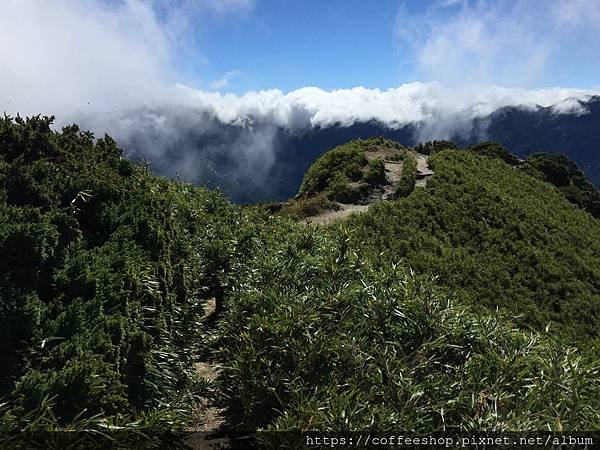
[209,70,242,90]
[2,0,597,131]
[552,0,600,28]
[1,0,174,117]
[198,0,255,15]
[0,0,256,119]
[168,82,596,132]
[395,0,600,87]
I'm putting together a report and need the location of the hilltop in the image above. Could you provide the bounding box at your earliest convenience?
[278,137,430,223]
[1,116,599,446]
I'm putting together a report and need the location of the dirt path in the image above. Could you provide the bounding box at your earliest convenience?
[186,298,230,449]
[382,160,403,199]
[302,203,370,225]
[303,152,433,225]
[415,155,433,188]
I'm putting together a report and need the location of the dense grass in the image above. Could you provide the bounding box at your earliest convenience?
[217,145,600,432]
[220,217,600,432]
[0,116,253,438]
[392,155,417,199]
[414,140,458,155]
[2,119,600,438]
[347,150,600,340]
[522,153,600,218]
[279,194,340,220]
[467,141,520,165]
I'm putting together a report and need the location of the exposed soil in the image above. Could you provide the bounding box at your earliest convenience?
[186,298,230,449]
[303,203,370,225]
[415,154,433,187]
[382,161,403,199]
[304,149,433,225]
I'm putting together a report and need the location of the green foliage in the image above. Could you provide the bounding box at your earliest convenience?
[523,153,600,218]
[387,149,408,161]
[3,118,600,437]
[467,141,520,166]
[348,150,600,340]
[298,140,368,198]
[393,155,417,199]
[364,158,386,184]
[414,140,459,155]
[220,219,600,431]
[0,115,248,434]
[298,137,403,201]
[279,194,340,219]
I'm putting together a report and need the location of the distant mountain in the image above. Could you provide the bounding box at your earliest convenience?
[262,97,599,202]
[118,96,600,203]
[473,95,600,185]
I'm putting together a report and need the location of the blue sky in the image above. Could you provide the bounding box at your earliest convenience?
[162,0,600,93]
[187,0,405,92]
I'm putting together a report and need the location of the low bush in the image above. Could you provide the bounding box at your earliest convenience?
[364,158,386,184]
[349,150,600,340]
[392,155,417,199]
[299,137,406,200]
[0,115,253,436]
[220,220,600,431]
[467,141,520,166]
[299,140,368,198]
[522,153,600,218]
[414,140,459,155]
[279,194,340,219]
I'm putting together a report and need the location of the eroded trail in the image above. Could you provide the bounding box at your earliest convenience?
[304,151,432,225]
[303,203,370,225]
[415,155,433,187]
[186,298,229,449]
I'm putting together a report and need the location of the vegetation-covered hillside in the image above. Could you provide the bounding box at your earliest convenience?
[0,116,256,442]
[1,117,600,444]
[298,137,406,200]
[221,224,600,432]
[346,150,600,340]
[522,152,600,218]
[281,137,419,221]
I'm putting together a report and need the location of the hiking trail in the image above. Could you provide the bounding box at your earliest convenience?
[303,150,432,225]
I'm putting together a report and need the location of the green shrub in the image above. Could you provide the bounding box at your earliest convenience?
[298,137,405,199]
[3,117,600,438]
[220,219,600,432]
[349,150,600,340]
[0,115,252,435]
[393,155,417,199]
[299,140,367,197]
[467,141,520,165]
[364,158,386,184]
[414,140,459,155]
[522,153,600,218]
[387,150,407,161]
[279,194,340,219]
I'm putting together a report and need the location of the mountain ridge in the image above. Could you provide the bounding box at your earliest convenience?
[119,96,599,203]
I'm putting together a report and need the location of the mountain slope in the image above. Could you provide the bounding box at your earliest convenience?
[346,149,600,339]
[2,118,600,442]
[219,145,600,433]
[477,96,600,185]
[0,116,254,441]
